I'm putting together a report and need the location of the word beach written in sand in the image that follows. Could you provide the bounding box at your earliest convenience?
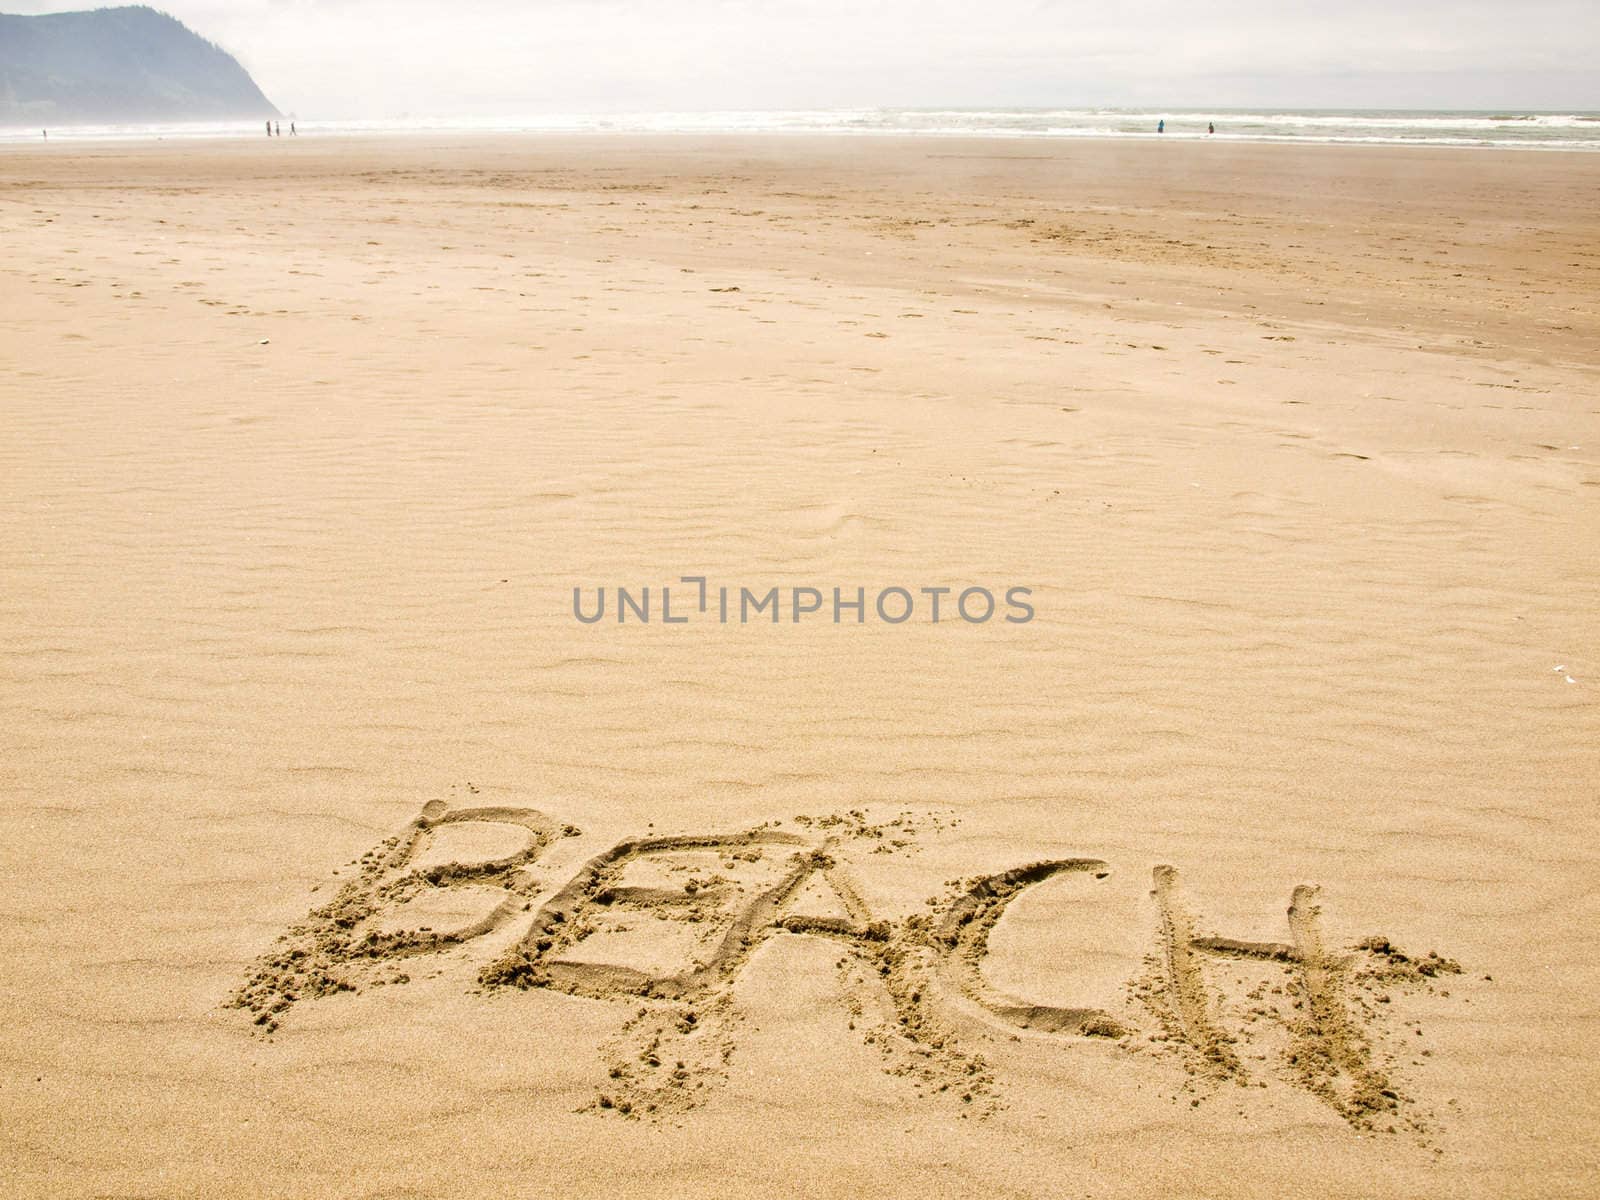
[233,799,1464,1131]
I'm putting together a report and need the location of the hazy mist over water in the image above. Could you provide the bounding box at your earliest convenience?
[2,0,1598,121]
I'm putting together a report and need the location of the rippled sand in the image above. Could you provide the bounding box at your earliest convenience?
[2,135,1597,1197]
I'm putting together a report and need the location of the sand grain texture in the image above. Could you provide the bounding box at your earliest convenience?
[1,135,1597,1197]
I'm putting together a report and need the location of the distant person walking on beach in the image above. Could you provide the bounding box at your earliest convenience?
[266,121,272,136]
[274,121,280,137]
[1157,119,1165,134]
[1208,121,1215,135]
[290,122,296,136]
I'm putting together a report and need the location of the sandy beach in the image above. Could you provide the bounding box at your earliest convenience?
[2,134,1598,1197]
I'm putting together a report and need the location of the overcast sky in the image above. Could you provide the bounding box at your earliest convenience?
[10,1,1599,116]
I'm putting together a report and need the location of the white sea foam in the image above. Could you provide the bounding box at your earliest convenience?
[5,108,1599,149]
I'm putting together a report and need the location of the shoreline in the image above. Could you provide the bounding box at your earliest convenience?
[5,109,1599,152]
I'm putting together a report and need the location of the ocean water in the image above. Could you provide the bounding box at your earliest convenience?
[5,108,1600,150]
